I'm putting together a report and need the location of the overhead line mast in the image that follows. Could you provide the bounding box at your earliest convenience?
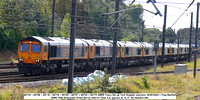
[51,0,56,37]
[111,0,120,75]
[68,0,76,93]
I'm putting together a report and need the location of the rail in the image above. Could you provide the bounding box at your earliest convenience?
[0,62,17,69]
[120,69,200,76]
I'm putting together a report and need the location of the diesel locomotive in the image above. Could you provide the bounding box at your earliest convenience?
[17,36,189,75]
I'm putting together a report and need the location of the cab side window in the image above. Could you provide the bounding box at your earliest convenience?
[181,48,183,52]
[146,49,149,55]
[126,47,129,55]
[137,48,141,55]
[86,47,88,52]
[172,48,174,53]
[168,48,170,53]
[43,46,47,53]
[90,47,92,52]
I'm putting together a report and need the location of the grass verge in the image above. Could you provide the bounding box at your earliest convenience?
[147,59,200,72]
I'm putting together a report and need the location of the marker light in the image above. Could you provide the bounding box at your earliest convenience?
[18,59,23,61]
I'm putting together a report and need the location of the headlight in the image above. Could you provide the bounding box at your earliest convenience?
[18,59,23,61]
[36,60,40,62]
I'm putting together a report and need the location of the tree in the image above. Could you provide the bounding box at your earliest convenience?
[56,13,71,37]
[177,27,197,44]
[121,28,162,42]
[0,0,145,51]
[144,28,162,42]
[165,28,177,43]
[118,4,144,41]
[0,0,50,51]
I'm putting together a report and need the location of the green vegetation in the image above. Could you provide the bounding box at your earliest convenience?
[165,28,177,43]
[0,59,17,63]
[0,0,144,51]
[177,27,200,44]
[141,75,149,89]
[0,0,180,52]
[147,59,200,72]
[1,71,200,100]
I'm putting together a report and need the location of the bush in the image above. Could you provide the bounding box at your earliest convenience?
[141,75,149,89]
[48,68,126,93]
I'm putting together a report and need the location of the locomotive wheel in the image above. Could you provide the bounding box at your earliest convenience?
[41,64,46,75]
[85,62,94,72]
[74,63,79,72]
[107,60,112,70]
[46,67,50,74]
[23,73,31,76]
[99,62,104,70]
[56,64,62,73]
[118,59,125,68]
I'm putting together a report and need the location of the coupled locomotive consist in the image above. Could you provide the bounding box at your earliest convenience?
[17,36,189,75]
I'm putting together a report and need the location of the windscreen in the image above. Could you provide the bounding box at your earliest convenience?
[32,44,41,52]
[20,43,30,52]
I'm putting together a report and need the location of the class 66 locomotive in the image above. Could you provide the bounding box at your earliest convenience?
[17,36,190,75]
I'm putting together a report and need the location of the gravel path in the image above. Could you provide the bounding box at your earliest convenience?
[0,68,18,72]
[0,79,63,88]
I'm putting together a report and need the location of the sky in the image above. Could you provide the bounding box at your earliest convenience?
[123,0,199,31]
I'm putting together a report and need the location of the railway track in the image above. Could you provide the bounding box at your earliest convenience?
[0,72,19,76]
[122,69,200,76]
[0,58,198,83]
[0,71,90,83]
[0,62,17,69]
[0,67,200,83]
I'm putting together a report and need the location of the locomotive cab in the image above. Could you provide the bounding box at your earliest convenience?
[18,41,43,64]
[17,37,48,75]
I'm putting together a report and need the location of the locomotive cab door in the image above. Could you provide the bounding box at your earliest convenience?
[42,45,48,60]
[48,43,50,59]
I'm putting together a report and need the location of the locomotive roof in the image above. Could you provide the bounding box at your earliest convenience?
[81,39,96,46]
[21,36,189,48]
[74,39,88,46]
[117,41,143,47]
[159,43,189,48]
[165,43,171,48]
[108,40,120,47]
[179,44,189,48]
[169,43,178,48]
[48,37,70,46]
[97,40,113,47]
[92,39,112,47]
[141,42,154,48]
[21,36,88,46]
[123,41,142,47]
[133,42,145,47]
[117,41,126,47]
[20,36,49,45]
[184,44,189,48]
